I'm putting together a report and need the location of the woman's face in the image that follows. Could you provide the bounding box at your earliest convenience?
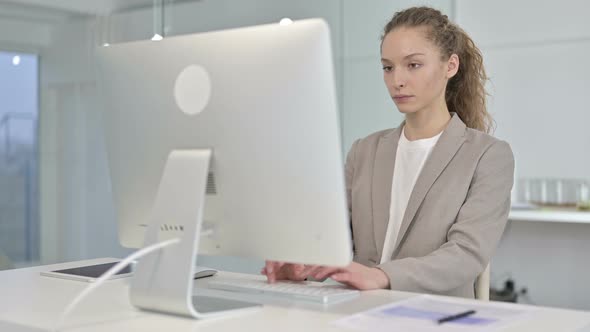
[380,26,458,115]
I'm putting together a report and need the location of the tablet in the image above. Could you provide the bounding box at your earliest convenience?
[40,262,132,282]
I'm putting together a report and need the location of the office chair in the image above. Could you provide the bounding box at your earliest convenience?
[475,263,490,301]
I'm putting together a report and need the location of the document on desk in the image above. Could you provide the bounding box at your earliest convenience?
[333,295,536,332]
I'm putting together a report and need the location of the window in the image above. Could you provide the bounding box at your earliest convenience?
[0,51,39,269]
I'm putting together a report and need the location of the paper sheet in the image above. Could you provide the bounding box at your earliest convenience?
[333,295,536,332]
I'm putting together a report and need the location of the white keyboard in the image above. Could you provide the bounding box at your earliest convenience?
[208,279,360,304]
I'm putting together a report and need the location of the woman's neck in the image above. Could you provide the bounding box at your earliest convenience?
[404,107,451,141]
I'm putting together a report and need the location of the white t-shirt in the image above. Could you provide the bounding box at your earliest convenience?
[380,127,442,264]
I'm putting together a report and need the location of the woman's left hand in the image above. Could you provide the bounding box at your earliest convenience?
[309,262,390,290]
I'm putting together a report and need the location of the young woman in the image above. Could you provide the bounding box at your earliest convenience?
[263,6,514,298]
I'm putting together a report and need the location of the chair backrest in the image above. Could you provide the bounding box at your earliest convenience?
[475,263,490,300]
[0,250,13,271]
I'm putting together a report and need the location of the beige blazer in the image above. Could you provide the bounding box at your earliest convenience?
[346,113,514,298]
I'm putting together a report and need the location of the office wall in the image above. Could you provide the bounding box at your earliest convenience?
[38,18,130,263]
[0,19,50,48]
[455,0,590,310]
[456,0,590,183]
[492,220,590,310]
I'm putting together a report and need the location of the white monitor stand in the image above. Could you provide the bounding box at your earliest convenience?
[129,150,260,317]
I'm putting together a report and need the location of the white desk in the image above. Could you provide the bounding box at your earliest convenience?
[1,258,590,332]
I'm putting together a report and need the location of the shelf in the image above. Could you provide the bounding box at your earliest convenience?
[509,209,590,224]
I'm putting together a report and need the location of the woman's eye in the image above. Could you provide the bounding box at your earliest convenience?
[382,66,393,72]
[409,63,421,69]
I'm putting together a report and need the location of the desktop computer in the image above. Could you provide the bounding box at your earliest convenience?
[95,18,355,317]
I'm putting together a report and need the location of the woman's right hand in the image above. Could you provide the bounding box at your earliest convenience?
[261,260,317,283]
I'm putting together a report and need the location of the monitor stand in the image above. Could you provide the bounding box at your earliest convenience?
[129,149,260,318]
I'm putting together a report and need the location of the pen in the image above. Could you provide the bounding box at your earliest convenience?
[437,309,476,324]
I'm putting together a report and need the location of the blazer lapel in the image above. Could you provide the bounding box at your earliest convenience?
[372,127,401,259]
[393,114,467,253]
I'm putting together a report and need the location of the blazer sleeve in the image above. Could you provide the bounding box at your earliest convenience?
[376,140,515,293]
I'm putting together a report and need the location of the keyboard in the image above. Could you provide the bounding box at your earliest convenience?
[208,279,360,304]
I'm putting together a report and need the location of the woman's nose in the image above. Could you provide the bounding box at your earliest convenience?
[391,73,406,89]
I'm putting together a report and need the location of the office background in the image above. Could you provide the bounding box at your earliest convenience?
[0,0,589,311]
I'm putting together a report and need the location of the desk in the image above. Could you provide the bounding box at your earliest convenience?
[1,258,589,331]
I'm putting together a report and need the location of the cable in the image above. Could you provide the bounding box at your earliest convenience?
[518,287,535,305]
[52,237,181,332]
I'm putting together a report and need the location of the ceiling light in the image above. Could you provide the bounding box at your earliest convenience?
[279,18,293,26]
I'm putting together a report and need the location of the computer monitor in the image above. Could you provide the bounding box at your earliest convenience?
[96,19,352,268]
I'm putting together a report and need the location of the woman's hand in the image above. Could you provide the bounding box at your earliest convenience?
[262,261,390,290]
[261,261,315,283]
[309,262,390,290]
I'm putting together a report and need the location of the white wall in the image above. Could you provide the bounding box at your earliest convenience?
[492,220,590,310]
[38,18,134,263]
[0,19,51,48]
[456,0,590,310]
[456,0,590,183]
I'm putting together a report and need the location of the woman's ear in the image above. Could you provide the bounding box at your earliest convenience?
[447,54,459,79]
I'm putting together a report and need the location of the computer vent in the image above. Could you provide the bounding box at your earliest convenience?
[207,172,217,195]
